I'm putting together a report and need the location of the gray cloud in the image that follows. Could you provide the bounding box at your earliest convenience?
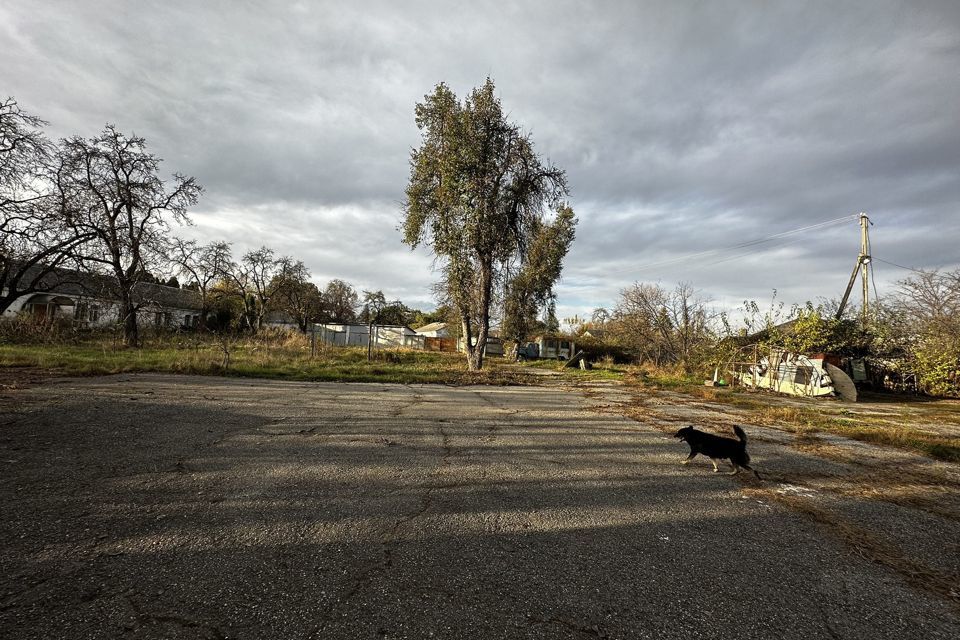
[3,0,959,319]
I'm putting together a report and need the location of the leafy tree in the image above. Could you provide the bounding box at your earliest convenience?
[410,304,453,329]
[207,277,245,331]
[501,206,576,358]
[780,306,867,356]
[402,79,572,370]
[59,125,201,346]
[361,289,390,360]
[271,258,323,332]
[322,278,359,323]
[360,300,415,326]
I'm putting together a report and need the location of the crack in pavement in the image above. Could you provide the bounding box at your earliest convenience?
[123,592,230,639]
[308,405,454,638]
[526,613,610,638]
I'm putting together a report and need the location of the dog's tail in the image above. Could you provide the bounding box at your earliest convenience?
[733,426,761,480]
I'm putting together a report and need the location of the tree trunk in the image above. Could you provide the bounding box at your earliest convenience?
[367,320,374,361]
[470,262,494,371]
[461,315,481,371]
[507,339,521,362]
[0,293,18,316]
[121,293,139,348]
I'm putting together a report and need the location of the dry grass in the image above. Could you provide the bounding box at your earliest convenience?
[0,334,521,385]
[624,369,960,463]
[0,332,629,386]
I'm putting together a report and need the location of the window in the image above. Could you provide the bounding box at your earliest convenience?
[794,366,814,385]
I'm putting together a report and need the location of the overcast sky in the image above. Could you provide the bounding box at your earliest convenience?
[4,1,959,324]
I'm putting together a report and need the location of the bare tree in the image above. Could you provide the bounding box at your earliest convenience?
[0,98,94,314]
[57,126,201,346]
[881,268,960,395]
[612,282,713,371]
[222,246,278,333]
[169,239,232,331]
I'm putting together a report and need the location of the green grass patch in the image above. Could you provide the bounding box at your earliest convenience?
[0,334,624,386]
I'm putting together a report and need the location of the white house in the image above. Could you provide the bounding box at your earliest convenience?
[2,266,203,330]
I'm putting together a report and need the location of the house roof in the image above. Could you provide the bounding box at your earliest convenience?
[8,263,202,310]
[316,322,415,332]
[414,322,448,333]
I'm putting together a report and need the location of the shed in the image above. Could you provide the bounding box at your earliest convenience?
[414,322,449,338]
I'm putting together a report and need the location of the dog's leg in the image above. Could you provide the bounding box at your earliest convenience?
[710,458,720,472]
[682,450,697,465]
[728,463,740,475]
[742,464,762,481]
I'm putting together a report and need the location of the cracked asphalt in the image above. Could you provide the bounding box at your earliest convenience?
[1,374,958,639]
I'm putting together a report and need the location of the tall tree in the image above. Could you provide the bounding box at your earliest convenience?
[58,126,200,345]
[0,98,94,314]
[402,79,573,370]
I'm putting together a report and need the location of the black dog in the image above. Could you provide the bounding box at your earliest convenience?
[674,425,761,480]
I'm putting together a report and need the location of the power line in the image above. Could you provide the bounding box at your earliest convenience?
[873,257,937,274]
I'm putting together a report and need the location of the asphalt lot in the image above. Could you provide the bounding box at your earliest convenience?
[1,374,958,639]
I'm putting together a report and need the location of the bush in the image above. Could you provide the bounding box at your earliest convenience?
[574,336,632,364]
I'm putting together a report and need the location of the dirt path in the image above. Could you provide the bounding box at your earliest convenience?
[1,374,958,639]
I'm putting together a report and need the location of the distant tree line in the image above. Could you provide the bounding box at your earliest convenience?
[0,97,437,346]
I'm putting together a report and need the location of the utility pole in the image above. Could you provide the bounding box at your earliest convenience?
[835,212,872,322]
[859,212,872,323]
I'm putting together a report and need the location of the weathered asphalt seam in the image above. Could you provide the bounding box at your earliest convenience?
[308,396,453,638]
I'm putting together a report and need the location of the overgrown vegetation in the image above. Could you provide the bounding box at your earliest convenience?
[0,329,626,385]
[569,269,960,397]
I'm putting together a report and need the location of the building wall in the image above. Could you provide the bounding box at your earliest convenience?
[314,323,420,348]
[2,289,201,330]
